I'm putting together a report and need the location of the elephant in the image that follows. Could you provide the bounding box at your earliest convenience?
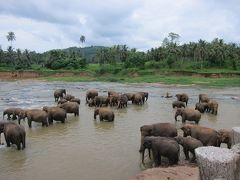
[54,89,66,102]
[175,93,189,106]
[218,129,232,149]
[124,93,135,102]
[63,94,75,101]
[175,108,201,124]
[58,99,68,104]
[199,94,210,103]
[132,93,143,105]
[174,136,203,162]
[117,94,128,108]
[109,94,119,107]
[93,96,110,107]
[139,122,177,152]
[94,107,114,122]
[181,124,219,146]
[3,108,23,120]
[58,102,79,116]
[195,102,209,113]
[86,89,98,104]
[142,136,180,166]
[208,99,218,115]
[19,109,48,128]
[172,101,186,108]
[108,91,120,97]
[70,98,81,105]
[137,92,149,104]
[42,106,67,124]
[0,122,26,150]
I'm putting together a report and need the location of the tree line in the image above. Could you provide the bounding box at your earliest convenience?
[0,32,240,70]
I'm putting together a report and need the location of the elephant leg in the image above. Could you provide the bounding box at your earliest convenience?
[191,150,196,162]
[183,147,189,160]
[28,119,32,128]
[152,149,160,167]
[61,119,65,123]
[22,135,26,149]
[17,142,21,150]
[5,137,10,147]
[100,115,103,121]
[12,115,17,120]
[148,148,151,159]
[7,114,11,120]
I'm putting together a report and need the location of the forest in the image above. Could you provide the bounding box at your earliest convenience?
[1,32,240,73]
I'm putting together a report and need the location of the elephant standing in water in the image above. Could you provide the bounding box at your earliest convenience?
[0,122,26,150]
[3,108,23,121]
[43,106,67,124]
[58,102,79,116]
[195,102,209,113]
[142,136,180,166]
[139,122,177,152]
[172,101,186,108]
[54,89,66,102]
[175,93,189,106]
[86,89,98,104]
[199,94,210,103]
[18,109,48,128]
[175,108,201,124]
[181,124,219,146]
[174,136,203,162]
[218,129,232,149]
[94,107,114,122]
[132,93,143,105]
[137,92,149,104]
[208,99,218,115]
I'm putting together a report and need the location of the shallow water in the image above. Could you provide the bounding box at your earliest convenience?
[0,81,239,180]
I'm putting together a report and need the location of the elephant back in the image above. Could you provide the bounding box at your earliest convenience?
[152,123,177,137]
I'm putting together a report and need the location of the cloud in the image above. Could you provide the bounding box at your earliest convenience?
[0,0,239,52]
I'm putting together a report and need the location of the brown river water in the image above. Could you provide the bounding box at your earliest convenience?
[0,80,240,180]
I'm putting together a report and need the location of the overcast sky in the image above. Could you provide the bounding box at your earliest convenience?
[0,0,239,52]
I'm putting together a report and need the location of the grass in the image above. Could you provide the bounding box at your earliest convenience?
[1,64,240,87]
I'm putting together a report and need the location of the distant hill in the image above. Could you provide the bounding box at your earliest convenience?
[45,46,107,63]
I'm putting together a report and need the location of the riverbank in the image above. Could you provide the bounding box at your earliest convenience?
[0,70,240,87]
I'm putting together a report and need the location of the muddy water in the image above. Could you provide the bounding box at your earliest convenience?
[0,81,240,180]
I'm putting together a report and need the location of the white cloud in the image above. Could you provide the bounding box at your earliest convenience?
[0,0,239,52]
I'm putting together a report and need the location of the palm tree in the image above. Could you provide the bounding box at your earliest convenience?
[80,35,85,47]
[6,32,16,48]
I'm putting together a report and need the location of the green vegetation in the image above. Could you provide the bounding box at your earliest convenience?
[0,32,240,87]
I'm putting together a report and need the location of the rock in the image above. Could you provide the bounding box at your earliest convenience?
[231,143,240,155]
[195,146,240,180]
[232,127,240,145]
[130,165,199,180]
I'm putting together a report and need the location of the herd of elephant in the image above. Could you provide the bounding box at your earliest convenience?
[0,88,231,169]
[140,93,231,167]
[0,88,149,151]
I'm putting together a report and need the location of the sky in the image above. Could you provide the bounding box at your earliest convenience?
[0,0,239,52]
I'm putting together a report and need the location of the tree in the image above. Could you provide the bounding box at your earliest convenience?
[80,35,85,47]
[6,32,16,48]
[168,32,180,45]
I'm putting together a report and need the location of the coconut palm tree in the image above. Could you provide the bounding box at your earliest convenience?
[6,32,16,48]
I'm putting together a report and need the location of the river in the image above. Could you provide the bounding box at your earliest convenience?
[0,80,239,180]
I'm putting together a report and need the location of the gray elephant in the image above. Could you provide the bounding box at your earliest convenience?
[117,94,128,108]
[42,106,67,124]
[218,129,232,149]
[86,89,98,103]
[137,92,149,104]
[109,94,119,107]
[0,122,26,150]
[124,93,135,102]
[108,91,120,97]
[94,107,114,122]
[172,101,186,108]
[58,102,79,116]
[181,124,219,146]
[19,109,48,128]
[139,123,177,152]
[175,108,201,124]
[142,136,179,166]
[195,102,209,113]
[208,99,218,115]
[54,89,66,102]
[93,96,110,107]
[174,136,203,162]
[63,94,75,101]
[175,93,189,106]
[199,94,210,103]
[132,93,143,105]
[3,108,23,121]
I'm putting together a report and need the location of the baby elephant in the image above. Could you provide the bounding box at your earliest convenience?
[218,129,232,149]
[195,102,209,113]
[43,106,67,124]
[174,136,203,162]
[94,107,114,122]
[142,136,180,166]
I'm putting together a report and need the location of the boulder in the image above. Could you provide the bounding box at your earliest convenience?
[232,127,240,145]
[195,146,240,180]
